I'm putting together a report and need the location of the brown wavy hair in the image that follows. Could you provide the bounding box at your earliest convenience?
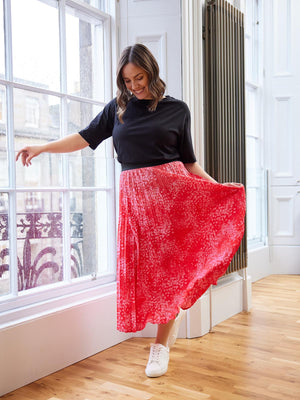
[116,43,166,123]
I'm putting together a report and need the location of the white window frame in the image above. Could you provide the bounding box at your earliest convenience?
[239,0,267,248]
[0,0,117,327]
[0,88,5,123]
[214,0,267,248]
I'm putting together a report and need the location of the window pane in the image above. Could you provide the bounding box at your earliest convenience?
[245,36,252,82]
[67,100,109,187]
[252,0,259,83]
[71,190,109,280]
[247,186,263,242]
[0,85,8,187]
[69,153,110,188]
[0,193,9,296]
[16,153,63,188]
[247,187,257,241]
[16,192,63,291]
[245,0,253,38]
[245,0,259,83]
[246,136,258,172]
[246,87,258,136]
[11,0,60,90]
[0,1,4,77]
[68,100,102,134]
[247,167,266,244]
[66,7,105,101]
[14,89,62,187]
[77,0,106,12]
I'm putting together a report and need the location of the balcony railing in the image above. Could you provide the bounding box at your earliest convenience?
[0,212,83,292]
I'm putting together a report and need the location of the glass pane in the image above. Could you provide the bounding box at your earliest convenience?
[68,100,102,134]
[247,187,257,241]
[0,85,8,187]
[245,0,253,37]
[246,136,261,194]
[245,35,252,82]
[245,0,259,83]
[0,1,4,77]
[0,193,9,296]
[252,0,259,83]
[11,0,60,91]
[247,185,264,242]
[71,191,109,280]
[77,0,106,12]
[66,7,105,101]
[16,192,63,291]
[67,100,109,187]
[246,87,258,137]
[247,168,266,244]
[69,153,111,187]
[14,89,62,187]
[246,136,258,171]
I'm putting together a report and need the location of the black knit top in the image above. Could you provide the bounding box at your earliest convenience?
[78,95,196,171]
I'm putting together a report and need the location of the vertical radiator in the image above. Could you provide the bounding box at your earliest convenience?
[204,0,247,273]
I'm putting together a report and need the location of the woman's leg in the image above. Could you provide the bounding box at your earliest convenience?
[145,320,175,378]
[155,319,176,347]
[146,314,184,377]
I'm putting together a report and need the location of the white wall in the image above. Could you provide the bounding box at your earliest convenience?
[264,0,300,275]
[118,0,182,99]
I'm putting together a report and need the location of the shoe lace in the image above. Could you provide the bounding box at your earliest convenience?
[149,345,164,364]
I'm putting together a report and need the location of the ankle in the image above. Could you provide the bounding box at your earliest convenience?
[155,319,176,347]
[155,339,168,348]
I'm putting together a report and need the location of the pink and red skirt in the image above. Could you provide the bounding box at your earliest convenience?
[117,161,246,332]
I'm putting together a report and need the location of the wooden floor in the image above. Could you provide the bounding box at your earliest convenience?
[2,275,300,400]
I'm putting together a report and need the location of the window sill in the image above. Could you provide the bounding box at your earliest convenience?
[248,243,269,253]
[247,239,267,251]
[0,278,116,330]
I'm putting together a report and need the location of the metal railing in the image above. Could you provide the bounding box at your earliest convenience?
[0,211,83,291]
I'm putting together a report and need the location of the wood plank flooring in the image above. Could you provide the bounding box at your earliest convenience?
[2,275,300,400]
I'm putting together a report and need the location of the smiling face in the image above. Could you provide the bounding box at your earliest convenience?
[122,63,152,100]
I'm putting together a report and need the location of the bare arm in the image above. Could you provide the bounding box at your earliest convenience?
[16,133,89,166]
[184,162,217,183]
[184,162,243,187]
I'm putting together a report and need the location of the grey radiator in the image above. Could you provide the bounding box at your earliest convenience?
[204,0,247,273]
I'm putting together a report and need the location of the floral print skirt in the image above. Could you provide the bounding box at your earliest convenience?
[117,161,246,332]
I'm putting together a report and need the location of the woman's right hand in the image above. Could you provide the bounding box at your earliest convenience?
[16,134,89,166]
[16,145,44,167]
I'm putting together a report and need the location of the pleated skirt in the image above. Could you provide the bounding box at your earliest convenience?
[117,161,246,332]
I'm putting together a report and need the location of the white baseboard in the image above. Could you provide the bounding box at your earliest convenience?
[248,246,272,282]
[140,272,252,339]
[210,274,245,326]
[269,246,300,274]
[187,291,211,338]
[0,292,133,397]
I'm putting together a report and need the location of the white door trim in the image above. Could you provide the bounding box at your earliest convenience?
[181,0,205,166]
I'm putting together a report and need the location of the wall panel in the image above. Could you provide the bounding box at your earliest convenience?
[272,0,291,76]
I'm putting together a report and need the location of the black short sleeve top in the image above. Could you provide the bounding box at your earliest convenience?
[78,95,197,170]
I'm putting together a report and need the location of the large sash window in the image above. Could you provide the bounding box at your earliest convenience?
[0,0,116,325]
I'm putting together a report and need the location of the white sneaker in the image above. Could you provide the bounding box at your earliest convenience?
[145,343,169,378]
[167,308,187,348]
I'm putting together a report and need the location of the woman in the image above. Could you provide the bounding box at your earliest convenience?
[16,44,246,378]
